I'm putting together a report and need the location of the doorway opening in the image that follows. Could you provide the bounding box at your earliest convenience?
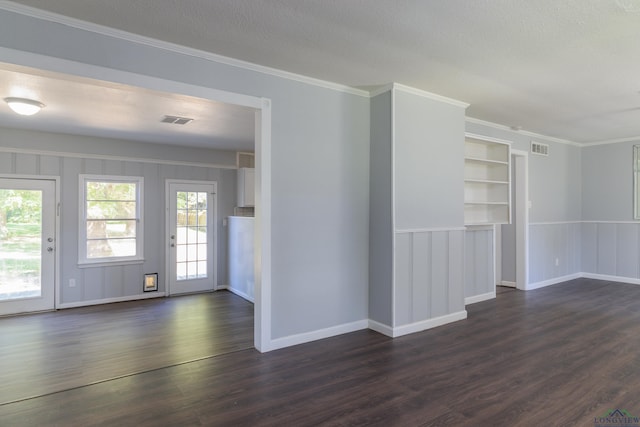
[497,149,528,291]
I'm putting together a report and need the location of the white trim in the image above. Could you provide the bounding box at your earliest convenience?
[465,132,513,146]
[369,84,393,98]
[0,146,236,170]
[582,136,640,147]
[390,85,397,328]
[500,281,517,288]
[581,272,640,285]
[390,310,468,338]
[465,117,581,147]
[78,174,144,266]
[0,45,272,352]
[226,285,255,303]
[465,225,494,232]
[525,273,582,290]
[367,319,394,337]
[580,220,640,224]
[268,319,369,351]
[57,292,166,309]
[529,221,583,226]
[396,226,466,234]
[465,291,496,305]
[254,99,272,352]
[512,150,529,291]
[0,2,368,98]
[529,221,639,225]
[392,83,470,108]
[164,180,218,297]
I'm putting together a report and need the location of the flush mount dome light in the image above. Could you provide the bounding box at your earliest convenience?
[4,97,45,116]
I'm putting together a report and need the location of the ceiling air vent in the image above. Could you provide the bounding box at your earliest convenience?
[531,141,549,156]
[161,115,194,125]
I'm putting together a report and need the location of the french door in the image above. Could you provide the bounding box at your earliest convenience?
[0,178,56,315]
[167,181,217,295]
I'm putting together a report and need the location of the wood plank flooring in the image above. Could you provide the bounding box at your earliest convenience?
[0,290,254,405]
[2,279,640,426]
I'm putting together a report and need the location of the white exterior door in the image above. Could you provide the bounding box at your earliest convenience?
[0,178,56,315]
[167,181,217,295]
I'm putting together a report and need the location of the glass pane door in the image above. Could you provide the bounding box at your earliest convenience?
[0,178,55,315]
[168,181,216,295]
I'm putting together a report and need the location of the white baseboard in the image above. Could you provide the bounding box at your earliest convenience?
[499,281,516,288]
[391,310,468,338]
[465,291,496,305]
[368,319,394,337]
[226,286,255,303]
[268,319,369,352]
[581,272,640,285]
[57,292,166,309]
[525,273,582,290]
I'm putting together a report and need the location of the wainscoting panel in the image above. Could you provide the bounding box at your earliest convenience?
[394,229,465,328]
[582,222,640,279]
[528,223,581,286]
[464,227,493,300]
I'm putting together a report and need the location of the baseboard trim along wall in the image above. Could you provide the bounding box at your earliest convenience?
[376,310,468,338]
[465,291,496,305]
[581,273,640,286]
[57,292,166,309]
[268,319,369,352]
[500,281,516,288]
[525,273,583,290]
[224,285,255,303]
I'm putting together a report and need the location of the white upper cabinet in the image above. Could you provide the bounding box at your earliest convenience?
[237,167,255,207]
[464,134,511,225]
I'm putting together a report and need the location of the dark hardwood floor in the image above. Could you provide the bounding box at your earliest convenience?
[2,279,640,426]
[0,290,254,405]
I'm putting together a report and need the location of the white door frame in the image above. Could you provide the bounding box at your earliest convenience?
[0,174,60,313]
[0,47,272,352]
[511,150,529,290]
[165,180,218,296]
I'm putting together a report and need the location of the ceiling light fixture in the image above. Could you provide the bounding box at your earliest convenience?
[4,97,45,116]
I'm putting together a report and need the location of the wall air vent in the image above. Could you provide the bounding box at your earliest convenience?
[161,115,194,125]
[531,141,549,156]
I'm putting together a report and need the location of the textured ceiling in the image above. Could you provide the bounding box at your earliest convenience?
[4,0,640,144]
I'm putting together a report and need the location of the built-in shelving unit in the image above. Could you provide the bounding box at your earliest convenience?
[464,134,511,225]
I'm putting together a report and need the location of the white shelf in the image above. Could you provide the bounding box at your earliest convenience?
[464,135,511,225]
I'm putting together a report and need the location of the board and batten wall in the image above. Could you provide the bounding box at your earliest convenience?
[465,120,583,291]
[0,7,370,349]
[369,84,467,337]
[582,141,640,283]
[0,127,237,307]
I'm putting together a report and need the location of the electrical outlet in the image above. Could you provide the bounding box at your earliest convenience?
[69,278,76,287]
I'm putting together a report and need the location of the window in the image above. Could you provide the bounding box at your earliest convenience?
[79,175,144,265]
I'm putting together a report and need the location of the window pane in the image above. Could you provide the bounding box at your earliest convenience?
[197,244,207,261]
[197,261,207,278]
[177,226,188,244]
[176,262,187,280]
[196,227,207,243]
[87,181,136,201]
[187,262,197,278]
[197,192,207,209]
[86,201,136,220]
[87,238,137,258]
[87,220,136,239]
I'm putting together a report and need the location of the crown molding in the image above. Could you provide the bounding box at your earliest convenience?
[392,83,469,108]
[581,135,640,147]
[465,117,582,147]
[0,1,369,98]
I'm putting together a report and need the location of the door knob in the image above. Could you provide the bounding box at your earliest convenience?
[47,247,54,252]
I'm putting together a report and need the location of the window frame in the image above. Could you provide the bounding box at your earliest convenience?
[78,174,144,267]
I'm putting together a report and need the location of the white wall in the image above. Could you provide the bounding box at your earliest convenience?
[0,127,237,305]
[0,8,370,344]
[465,120,583,288]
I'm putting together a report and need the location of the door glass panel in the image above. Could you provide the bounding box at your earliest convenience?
[175,191,208,281]
[0,189,43,300]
